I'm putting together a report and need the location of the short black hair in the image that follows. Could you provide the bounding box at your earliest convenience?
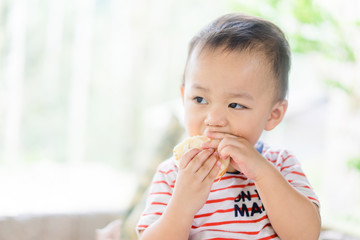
[183,13,291,100]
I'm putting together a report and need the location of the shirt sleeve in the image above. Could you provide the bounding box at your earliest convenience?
[136,159,178,235]
[273,149,320,207]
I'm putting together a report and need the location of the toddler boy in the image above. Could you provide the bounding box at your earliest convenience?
[137,13,321,240]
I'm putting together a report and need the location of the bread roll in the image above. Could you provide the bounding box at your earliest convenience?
[173,135,229,180]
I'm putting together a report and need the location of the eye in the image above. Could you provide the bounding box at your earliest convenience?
[228,103,246,109]
[193,96,208,104]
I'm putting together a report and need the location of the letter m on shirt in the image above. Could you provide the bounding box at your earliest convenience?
[234,204,249,217]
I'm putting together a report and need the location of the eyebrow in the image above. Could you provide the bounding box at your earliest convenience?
[191,83,254,101]
[192,84,209,92]
[227,91,254,101]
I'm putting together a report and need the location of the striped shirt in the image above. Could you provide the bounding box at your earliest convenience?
[136,142,320,240]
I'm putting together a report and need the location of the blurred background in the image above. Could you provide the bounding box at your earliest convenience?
[0,0,359,239]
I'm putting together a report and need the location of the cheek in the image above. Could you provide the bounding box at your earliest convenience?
[184,105,204,134]
[231,114,266,144]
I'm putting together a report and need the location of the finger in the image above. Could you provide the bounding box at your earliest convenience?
[218,144,233,161]
[201,139,220,149]
[195,152,218,181]
[179,148,202,169]
[217,136,244,159]
[187,148,214,173]
[204,160,221,184]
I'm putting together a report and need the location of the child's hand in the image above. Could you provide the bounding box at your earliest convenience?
[171,148,221,217]
[203,132,268,181]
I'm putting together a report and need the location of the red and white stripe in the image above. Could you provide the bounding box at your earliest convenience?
[137,142,320,239]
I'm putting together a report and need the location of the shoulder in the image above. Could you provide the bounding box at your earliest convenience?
[157,157,178,172]
[153,157,179,180]
[260,142,299,166]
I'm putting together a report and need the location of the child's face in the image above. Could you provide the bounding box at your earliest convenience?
[181,47,287,145]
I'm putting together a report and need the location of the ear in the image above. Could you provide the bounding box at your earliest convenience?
[180,84,185,103]
[264,100,288,131]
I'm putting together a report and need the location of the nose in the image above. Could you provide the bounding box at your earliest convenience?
[204,106,227,127]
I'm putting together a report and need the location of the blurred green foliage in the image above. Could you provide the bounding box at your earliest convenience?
[292,0,324,25]
[348,156,360,172]
[228,0,357,62]
[325,78,352,95]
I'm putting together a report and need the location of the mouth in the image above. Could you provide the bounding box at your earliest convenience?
[203,128,220,135]
[203,128,232,139]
